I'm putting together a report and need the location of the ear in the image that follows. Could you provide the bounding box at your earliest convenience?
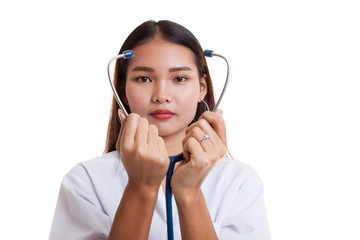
[199,74,208,101]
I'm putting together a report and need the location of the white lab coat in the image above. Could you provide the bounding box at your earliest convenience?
[49,151,271,239]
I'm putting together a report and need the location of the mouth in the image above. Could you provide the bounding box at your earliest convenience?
[150,109,175,120]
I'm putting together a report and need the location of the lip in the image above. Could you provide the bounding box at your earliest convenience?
[150,109,175,120]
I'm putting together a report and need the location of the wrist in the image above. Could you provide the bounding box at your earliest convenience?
[126,180,160,200]
[173,187,202,206]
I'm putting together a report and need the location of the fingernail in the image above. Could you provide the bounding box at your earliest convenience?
[117,109,122,123]
[118,109,126,123]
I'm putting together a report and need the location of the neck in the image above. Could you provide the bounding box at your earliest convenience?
[162,129,186,156]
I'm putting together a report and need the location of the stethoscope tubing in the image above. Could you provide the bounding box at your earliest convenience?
[165,153,184,238]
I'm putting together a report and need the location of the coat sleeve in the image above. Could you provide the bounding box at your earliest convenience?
[49,165,111,240]
[219,166,271,240]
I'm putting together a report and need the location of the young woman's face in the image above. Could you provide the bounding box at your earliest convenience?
[125,37,207,137]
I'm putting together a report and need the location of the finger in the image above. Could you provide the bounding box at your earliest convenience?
[118,109,127,138]
[182,125,204,148]
[184,119,219,148]
[156,136,168,163]
[199,111,227,145]
[118,109,127,123]
[134,117,149,146]
[147,124,168,162]
[198,133,212,150]
[196,117,227,158]
[184,126,212,152]
[186,116,215,135]
[183,137,206,166]
[183,150,190,162]
[183,137,204,158]
[121,113,140,146]
[117,109,128,150]
[147,124,159,145]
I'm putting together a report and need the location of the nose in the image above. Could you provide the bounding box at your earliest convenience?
[152,81,173,103]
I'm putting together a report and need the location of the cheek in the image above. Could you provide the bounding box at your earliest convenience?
[125,85,149,114]
[176,87,200,116]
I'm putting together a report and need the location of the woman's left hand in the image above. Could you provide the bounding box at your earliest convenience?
[171,110,227,200]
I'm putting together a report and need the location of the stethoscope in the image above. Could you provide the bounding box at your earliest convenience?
[107,49,230,240]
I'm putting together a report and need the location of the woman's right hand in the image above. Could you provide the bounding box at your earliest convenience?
[116,111,169,192]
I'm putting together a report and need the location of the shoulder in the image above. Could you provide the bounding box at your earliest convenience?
[61,151,122,190]
[67,151,120,177]
[58,151,124,210]
[207,158,271,239]
[212,157,262,184]
[50,153,118,239]
[215,157,252,174]
[203,157,264,197]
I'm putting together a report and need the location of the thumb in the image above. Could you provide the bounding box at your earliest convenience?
[118,109,127,123]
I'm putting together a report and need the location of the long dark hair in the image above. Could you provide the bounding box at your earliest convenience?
[104,20,215,153]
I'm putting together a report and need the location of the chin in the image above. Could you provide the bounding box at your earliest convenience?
[156,121,191,139]
[158,127,183,138]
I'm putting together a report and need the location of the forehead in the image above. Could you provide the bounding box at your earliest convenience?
[127,38,197,70]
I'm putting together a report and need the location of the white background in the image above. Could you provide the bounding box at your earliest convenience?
[0,0,359,239]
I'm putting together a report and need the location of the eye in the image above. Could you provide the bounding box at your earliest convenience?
[136,76,151,83]
[174,76,188,83]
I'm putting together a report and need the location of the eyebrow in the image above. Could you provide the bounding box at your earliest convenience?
[169,66,193,72]
[131,66,154,72]
[131,66,193,73]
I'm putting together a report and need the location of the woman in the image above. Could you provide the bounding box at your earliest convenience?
[49,20,270,240]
